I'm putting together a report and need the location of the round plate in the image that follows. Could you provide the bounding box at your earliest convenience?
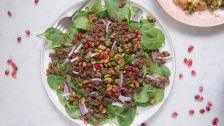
[41,0,176,125]
[158,0,224,27]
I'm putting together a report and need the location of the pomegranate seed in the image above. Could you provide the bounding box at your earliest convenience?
[212,117,219,125]
[141,123,146,126]
[84,119,88,124]
[84,42,90,48]
[206,106,211,111]
[194,94,200,100]
[171,112,178,118]
[136,35,141,41]
[11,62,18,71]
[199,96,204,101]
[199,109,205,114]
[25,30,31,36]
[191,70,196,77]
[207,101,213,107]
[188,45,194,53]
[119,2,126,8]
[188,59,193,67]
[5,70,10,76]
[134,29,139,34]
[95,64,102,70]
[7,59,12,64]
[184,58,188,64]
[188,109,195,116]
[17,36,22,43]
[109,35,115,39]
[7,11,12,17]
[11,71,16,78]
[34,0,39,5]
[179,73,183,79]
[199,86,204,92]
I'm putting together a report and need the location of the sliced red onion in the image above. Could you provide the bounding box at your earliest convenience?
[93,67,96,71]
[62,58,69,65]
[64,83,71,100]
[90,78,102,81]
[112,102,123,107]
[68,45,77,57]
[150,52,155,61]
[119,72,124,87]
[70,57,79,62]
[79,103,89,115]
[111,41,117,50]
[118,95,132,103]
[73,71,79,75]
[74,44,83,53]
[146,74,160,81]
[90,53,97,57]
[63,93,70,97]
[133,10,143,23]
[101,19,112,33]
[156,56,173,60]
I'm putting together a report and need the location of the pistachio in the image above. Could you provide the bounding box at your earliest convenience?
[118,59,125,67]
[83,80,90,84]
[91,61,97,65]
[102,108,107,113]
[104,77,113,83]
[104,74,111,78]
[112,85,118,92]
[134,80,140,88]
[80,97,86,104]
[159,76,167,81]
[107,84,112,91]
[113,53,122,60]
[115,79,120,84]
[130,83,135,88]
[108,69,115,75]
[88,14,98,22]
[95,72,102,78]
[98,45,106,50]
[150,98,157,105]
[58,83,64,90]
[118,47,124,53]
[106,48,110,52]
[70,91,76,98]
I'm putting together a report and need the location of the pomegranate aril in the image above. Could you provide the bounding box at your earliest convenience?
[25,30,31,36]
[188,45,194,53]
[7,59,12,64]
[184,58,188,64]
[212,117,219,125]
[206,106,211,111]
[34,0,39,5]
[188,59,193,67]
[199,109,205,114]
[171,112,178,118]
[141,123,146,126]
[7,11,12,17]
[17,37,22,43]
[5,70,10,76]
[191,70,196,77]
[199,96,204,101]
[207,101,213,107]
[194,94,200,100]
[199,86,204,92]
[179,73,183,79]
[188,109,195,116]
[11,71,16,78]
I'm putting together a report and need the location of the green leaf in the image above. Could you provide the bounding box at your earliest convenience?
[60,63,71,75]
[117,107,136,126]
[74,12,89,30]
[107,104,124,119]
[129,22,141,29]
[150,61,171,77]
[104,0,131,21]
[66,74,72,84]
[123,53,135,62]
[57,90,66,105]
[38,28,64,48]
[133,83,150,104]
[64,26,77,45]
[140,28,165,50]
[149,88,164,104]
[140,19,155,32]
[99,10,109,19]
[85,55,91,61]
[65,102,81,119]
[90,0,102,13]
[47,75,64,90]
[142,64,148,78]
[131,6,142,19]
[105,40,111,46]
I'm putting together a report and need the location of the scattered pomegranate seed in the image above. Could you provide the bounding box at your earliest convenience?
[199,109,205,114]
[25,30,31,36]
[141,123,146,126]
[188,59,193,67]
[11,71,16,78]
[191,70,196,77]
[5,70,10,76]
[17,36,22,43]
[179,73,183,79]
[212,117,219,125]
[34,0,39,5]
[188,45,194,53]
[119,2,126,8]
[207,101,213,107]
[171,112,178,118]
[84,42,90,48]
[199,86,204,92]
[206,106,211,111]
[7,59,12,64]
[7,11,12,17]
[194,94,200,100]
[184,58,188,64]
[84,119,88,124]
[188,109,195,116]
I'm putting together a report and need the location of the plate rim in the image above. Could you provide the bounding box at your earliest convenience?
[40,0,176,125]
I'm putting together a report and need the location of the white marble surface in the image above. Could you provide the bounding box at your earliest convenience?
[0,0,223,126]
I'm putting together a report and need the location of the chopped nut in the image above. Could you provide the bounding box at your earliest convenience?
[107,84,112,91]
[118,47,124,53]
[91,61,97,65]
[159,76,167,81]
[115,79,120,84]
[80,97,86,104]
[83,80,90,84]
[70,91,76,97]
[108,69,115,75]
[95,72,102,78]
[130,83,135,88]
[134,80,140,87]
[118,59,125,67]
[58,83,64,90]
[150,98,157,105]
[104,77,113,83]
[82,62,87,67]
[88,14,98,22]
[113,53,122,60]
[98,45,106,50]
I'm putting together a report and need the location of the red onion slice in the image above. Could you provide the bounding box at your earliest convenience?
[146,74,160,81]
[112,102,123,107]
[68,45,77,57]
[150,52,155,61]
[70,57,79,62]
[79,103,89,115]
[156,56,173,60]
[72,71,79,75]
[133,10,143,23]
[63,83,71,100]
[119,72,124,87]
[111,41,117,50]
[118,95,132,103]
[101,19,112,33]
[90,78,102,81]
[62,58,69,65]
[74,44,83,53]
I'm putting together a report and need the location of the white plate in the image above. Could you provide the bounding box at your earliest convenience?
[158,0,224,27]
[40,0,176,125]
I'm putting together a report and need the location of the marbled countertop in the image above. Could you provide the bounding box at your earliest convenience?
[0,0,223,126]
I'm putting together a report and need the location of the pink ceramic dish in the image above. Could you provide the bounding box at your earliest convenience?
[157,0,224,27]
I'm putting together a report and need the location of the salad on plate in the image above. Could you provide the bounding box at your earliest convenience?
[39,0,172,125]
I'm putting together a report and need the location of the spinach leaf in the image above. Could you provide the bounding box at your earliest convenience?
[90,0,102,13]
[148,88,164,104]
[140,28,165,50]
[133,83,150,104]
[65,102,81,119]
[106,104,124,119]
[99,10,109,19]
[105,40,111,46]
[47,75,64,90]
[142,64,148,79]
[123,53,135,62]
[104,0,131,21]
[129,22,141,29]
[117,107,136,126]
[38,28,64,48]
[131,6,142,20]
[140,19,155,32]
[60,63,71,75]
[150,61,171,77]
[57,90,66,105]
[74,12,89,30]
[64,26,77,45]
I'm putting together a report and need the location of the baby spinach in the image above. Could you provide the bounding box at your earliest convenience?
[149,88,164,104]
[64,26,77,45]
[47,75,64,90]
[123,53,135,62]
[57,90,66,105]
[140,19,155,32]
[74,12,89,30]
[65,102,81,119]
[129,22,141,29]
[150,61,171,77]
[134,83,150,104]
[104,0,131,21]
[117,107,136,126]
[90,0,102,13]
[99,10,109,19]
[140,28,165,50]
